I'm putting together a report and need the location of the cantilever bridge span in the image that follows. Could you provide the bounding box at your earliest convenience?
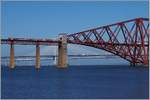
[1,18,149,68]
[67,18,149,66]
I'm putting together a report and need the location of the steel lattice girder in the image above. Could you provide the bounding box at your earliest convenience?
[67,18,149,65]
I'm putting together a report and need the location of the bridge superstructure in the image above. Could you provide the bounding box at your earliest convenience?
[1,37,65,69]
[1,18,149,69]
[67,18,149,66]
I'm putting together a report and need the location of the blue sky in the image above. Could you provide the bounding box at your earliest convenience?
[1,1,149,58]
[2,1,149,38]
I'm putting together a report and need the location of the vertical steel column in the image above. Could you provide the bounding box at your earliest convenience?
[35,44,40,69]
[10,43,15,69]
[57,33,68,68]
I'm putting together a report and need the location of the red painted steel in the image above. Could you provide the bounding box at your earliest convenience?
[67,18,149,65]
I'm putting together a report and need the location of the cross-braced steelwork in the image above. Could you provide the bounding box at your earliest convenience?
[67,18,149,65]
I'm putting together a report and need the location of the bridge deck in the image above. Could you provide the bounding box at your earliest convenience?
[1,38,59,45]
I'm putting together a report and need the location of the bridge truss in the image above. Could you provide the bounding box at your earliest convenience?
[67,18,149,65]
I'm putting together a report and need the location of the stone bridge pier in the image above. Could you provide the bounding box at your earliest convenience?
[10,43,15,69]
[57,33,68,68]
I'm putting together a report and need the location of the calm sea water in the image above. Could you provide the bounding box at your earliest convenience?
[1,64,149,99]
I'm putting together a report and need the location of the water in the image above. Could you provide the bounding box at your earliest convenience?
[1,65,149,99]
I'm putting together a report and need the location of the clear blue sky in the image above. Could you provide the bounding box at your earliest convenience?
[2,1,148,38]
[1,1,149,57]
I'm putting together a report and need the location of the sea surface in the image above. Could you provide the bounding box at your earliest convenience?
[1,64,149,99]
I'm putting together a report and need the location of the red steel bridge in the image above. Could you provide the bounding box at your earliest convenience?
[1,18,149,68]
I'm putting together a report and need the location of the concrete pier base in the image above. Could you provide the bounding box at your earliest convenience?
[10,44,15,69]
[35,44,40,69]
[57,33,68,68]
